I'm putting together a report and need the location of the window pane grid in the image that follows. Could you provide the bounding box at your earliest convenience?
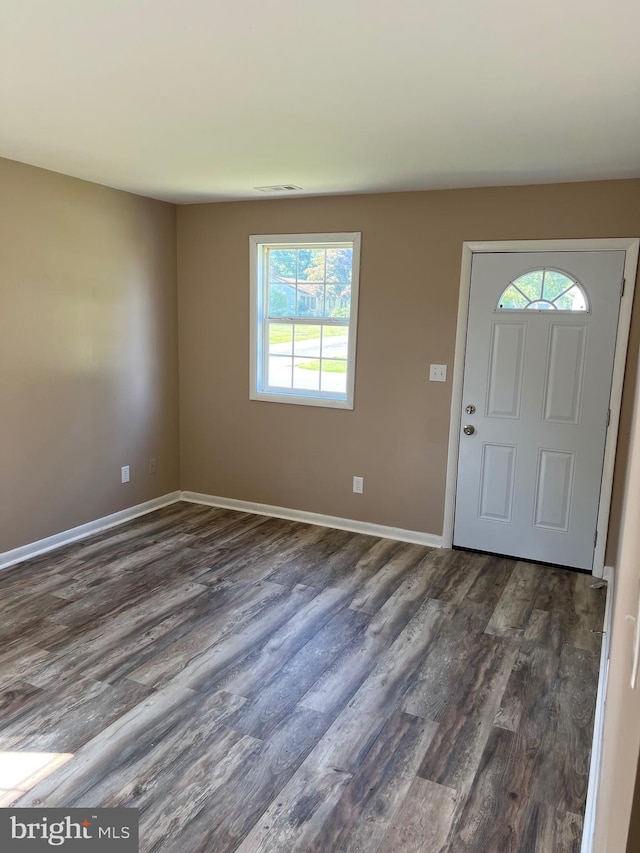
[266,245,353,321]
[265,321,350,395]
[254,233,359,407]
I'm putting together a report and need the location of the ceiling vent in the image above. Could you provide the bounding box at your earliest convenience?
[253,184,303,193]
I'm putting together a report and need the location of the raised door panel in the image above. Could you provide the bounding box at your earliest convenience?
[478,443,517,523]
[485,323,526,419]
[542,323,588,424]
[533,449,576,531]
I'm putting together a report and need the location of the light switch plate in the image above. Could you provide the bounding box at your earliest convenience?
[429,364,447,382]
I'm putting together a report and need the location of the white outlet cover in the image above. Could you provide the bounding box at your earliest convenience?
[121,465,130,483]
[353,476,364,494]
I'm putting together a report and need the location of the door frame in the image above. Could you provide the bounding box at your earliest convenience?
[442,238,639,576]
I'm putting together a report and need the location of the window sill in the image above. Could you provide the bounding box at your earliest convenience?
[250,390,354,410]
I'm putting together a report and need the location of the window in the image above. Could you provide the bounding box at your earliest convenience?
[497,268,589,312]
[250,233,361,408]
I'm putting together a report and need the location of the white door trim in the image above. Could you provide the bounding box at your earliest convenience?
[581,564,614,853]
[442,238,639,576]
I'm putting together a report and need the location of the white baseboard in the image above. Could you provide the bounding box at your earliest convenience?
[581,564,615,853]
[180,491,443,548]
[1,489,441,573]
[0,492,181,571]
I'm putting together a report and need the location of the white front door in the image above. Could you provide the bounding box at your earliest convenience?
[453,251,624,571]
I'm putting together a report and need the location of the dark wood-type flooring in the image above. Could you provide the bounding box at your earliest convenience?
[0,502,605,852]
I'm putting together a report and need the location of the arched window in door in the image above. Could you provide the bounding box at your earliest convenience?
[497,269,589,311]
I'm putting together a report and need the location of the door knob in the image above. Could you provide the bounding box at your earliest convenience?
[463,425,476,436]
[465,404,476,414]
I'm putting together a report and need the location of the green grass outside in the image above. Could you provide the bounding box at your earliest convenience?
[297,359,347,374]
[269,324,347,345]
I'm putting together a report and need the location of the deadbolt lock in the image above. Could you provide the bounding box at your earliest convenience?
[465,404,476,414]
[463,425,476,436]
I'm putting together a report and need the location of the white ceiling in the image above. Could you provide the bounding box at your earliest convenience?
[1,0,639,203]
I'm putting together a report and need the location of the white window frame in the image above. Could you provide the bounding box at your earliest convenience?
[249,232,361,409]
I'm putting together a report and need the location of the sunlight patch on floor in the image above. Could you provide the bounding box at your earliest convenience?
[0,751,73,805]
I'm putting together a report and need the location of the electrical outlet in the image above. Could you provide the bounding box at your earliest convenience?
[121,465,130,484]
[353,475,364,494]
[149,458,157,475]
[429,364,447,382]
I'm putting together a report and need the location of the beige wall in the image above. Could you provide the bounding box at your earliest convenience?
[626,749,640,852]
[177,180,640,560]
[0,158,180,553]
[593,344,640,852]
